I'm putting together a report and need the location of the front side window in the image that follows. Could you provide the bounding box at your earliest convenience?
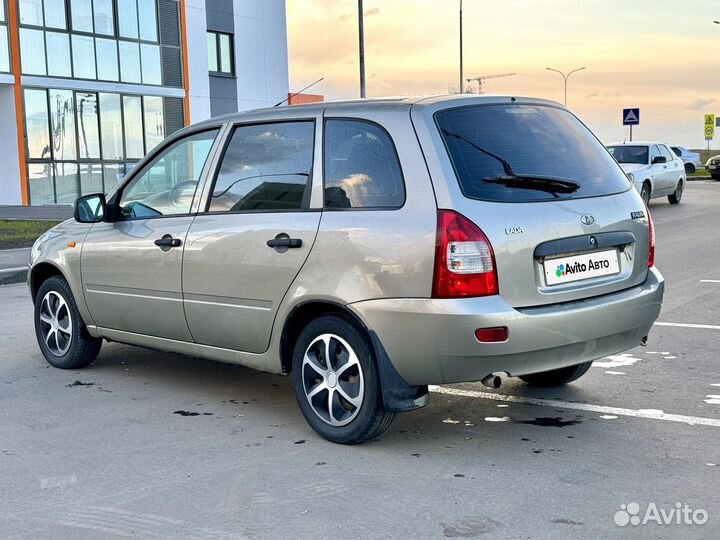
[650,145,662,164]
[660,145,675,162]
[119,129,219,218]
[209,122,314,213]
[324,119,405,209]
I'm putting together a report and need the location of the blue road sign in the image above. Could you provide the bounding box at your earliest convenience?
[623,108,640,126]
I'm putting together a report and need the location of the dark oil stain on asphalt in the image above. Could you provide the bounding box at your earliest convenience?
[518,417,581,428]
[294,440,306,445]
[173,410,214,417]
[66,380,94,387]
[551,518,584,525]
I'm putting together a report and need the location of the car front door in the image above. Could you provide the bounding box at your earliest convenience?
[182,119,321,353]
[81,128,222,340]
[649,145,669,193]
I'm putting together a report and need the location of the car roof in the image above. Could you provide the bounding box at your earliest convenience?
[190,94,562,128]
[607,141,669,146]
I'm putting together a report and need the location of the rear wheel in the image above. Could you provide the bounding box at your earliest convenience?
[34,276,102,369]
[291,314,394,444]
[668,180,683,204]
[684,163,695,174]
[640,182,651,205]
[519,361,592,387]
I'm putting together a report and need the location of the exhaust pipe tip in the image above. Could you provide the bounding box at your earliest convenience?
[481,373,502,389]
[640,336,648,346]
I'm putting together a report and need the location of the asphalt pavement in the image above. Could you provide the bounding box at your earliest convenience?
[1,182,719,539]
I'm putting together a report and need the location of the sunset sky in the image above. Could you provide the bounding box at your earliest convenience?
[287,0,720,148]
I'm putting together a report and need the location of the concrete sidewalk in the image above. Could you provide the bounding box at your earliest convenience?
[0,205,72,221]
[0,248,30,286]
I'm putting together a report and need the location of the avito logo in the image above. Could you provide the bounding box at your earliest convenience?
[556,258,610,278]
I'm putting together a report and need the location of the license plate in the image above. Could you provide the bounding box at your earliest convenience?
[544,249,620,286]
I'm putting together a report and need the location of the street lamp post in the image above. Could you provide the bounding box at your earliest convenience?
[459,0,463,93]
[358,0,366,98]
[545,66,586,106]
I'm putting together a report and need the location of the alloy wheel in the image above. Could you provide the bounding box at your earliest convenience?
[39,291,72,356]
[301,333,365,426]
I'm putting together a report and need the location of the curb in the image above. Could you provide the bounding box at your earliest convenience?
[0,268,27,286]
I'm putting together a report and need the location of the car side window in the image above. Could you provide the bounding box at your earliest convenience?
[323,119,405,209]
[660,145,675,162]
[208,121,315,213]
[650,145,662,164]
[671,147,682,157]
[118,129,219,219]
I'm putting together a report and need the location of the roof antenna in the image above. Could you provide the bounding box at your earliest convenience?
[274,77,325,107]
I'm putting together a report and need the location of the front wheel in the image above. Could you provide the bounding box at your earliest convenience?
[34,276,102,369]
[640,182,651,205]
[684,163,695,174]
[519,361,592,387]
[668,180,683,204]
[291,314,394,444]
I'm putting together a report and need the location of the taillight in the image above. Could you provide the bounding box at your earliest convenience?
[432,210,498,298]
[647,211,655,268]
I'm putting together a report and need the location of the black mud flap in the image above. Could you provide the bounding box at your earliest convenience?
[369,331,429,413]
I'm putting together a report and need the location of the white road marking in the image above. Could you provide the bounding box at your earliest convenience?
[704,395,720,405]
[429,386,720,427]
[599,415,618,420]
[605,371,626,375]
[0,267,27,274]
[655,322,720,330]
[699,279,720,283]
[594,353,642,368]
[710,384,720,387]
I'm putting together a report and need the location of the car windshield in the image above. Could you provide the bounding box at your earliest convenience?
[436,104,631,202]
[607,145,649,165]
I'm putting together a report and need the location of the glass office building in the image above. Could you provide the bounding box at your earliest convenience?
[0,0,289,205]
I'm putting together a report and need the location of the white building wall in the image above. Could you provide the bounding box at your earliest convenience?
[0,84,22,205]
[234,0,289,112]
[186,0,212,122]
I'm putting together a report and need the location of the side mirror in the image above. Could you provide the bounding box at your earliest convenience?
[74,193,107,223]
[652,156,667,165]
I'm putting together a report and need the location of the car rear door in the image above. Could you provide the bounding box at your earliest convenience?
[649,144,671,193]
[182,116,322,353]
[660,144,683,191]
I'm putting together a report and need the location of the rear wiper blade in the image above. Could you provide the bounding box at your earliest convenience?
[440,129,514,176]
[483,175,581,197]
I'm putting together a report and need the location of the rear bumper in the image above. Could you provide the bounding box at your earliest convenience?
[349,267,664,386]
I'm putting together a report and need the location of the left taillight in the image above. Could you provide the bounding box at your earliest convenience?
[432,210,499,298]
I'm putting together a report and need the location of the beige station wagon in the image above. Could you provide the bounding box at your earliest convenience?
[29,95,664,443]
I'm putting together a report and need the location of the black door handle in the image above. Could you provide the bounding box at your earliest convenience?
[266,237,302,248]
[154,235,182,248]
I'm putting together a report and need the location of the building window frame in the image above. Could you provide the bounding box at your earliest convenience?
[207,30,234,77]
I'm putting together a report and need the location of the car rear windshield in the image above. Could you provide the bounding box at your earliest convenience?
[435,104,631,202]
[607,145,649,165]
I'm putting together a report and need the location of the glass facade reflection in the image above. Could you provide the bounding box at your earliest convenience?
[17,0,166,86]
[23,87,181,204]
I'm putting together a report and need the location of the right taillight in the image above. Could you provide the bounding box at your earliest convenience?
[432,210,498,298]
[647,210,655,268]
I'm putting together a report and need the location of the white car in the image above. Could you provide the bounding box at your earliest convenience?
[606,141,686,205]
[670,146,702,174]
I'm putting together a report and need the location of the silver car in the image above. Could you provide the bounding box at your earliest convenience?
[29,95,664,444]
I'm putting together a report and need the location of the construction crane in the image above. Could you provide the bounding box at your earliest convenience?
[465,73,517,94]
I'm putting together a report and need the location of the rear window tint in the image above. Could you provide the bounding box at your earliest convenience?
[436,104,631,202]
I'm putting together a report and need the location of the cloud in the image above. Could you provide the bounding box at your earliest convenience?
[364,7,380,17]
[688,98,717,111]
[586,92,622,99]
[338,7,379,22]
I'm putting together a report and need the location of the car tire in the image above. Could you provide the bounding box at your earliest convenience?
[668,180,683,204]
[640,182,651,205]
[291,314,394,444]
[34,275,102,369]
[712,174,720,181]
[684,163,695,174]
[518,361,593,387]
